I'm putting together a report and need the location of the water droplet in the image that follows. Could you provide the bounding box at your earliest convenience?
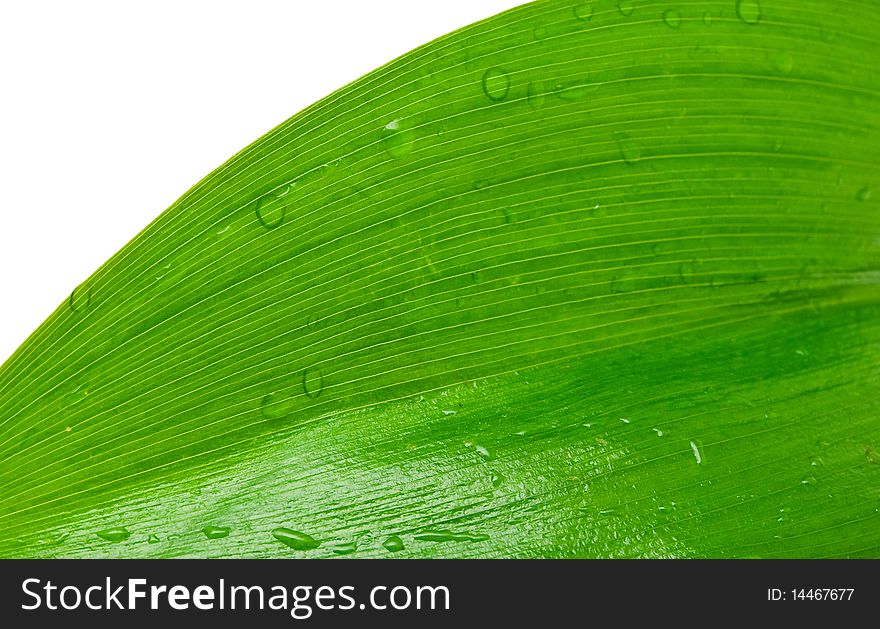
[69,283,92,313]
[96,527,131,543]
[261,391,294,419]
[527,81,546,110]
[147,534,160,544]
[809,455,824,467]
[620,417,631,424]
[382,535,405,552]
[573,3,594,21]
[617,0,635,17]
[491,471,505,487]
[482,67,510,102]
[615,132,641,164]
[442,409,457,416]
[332,541,357,555]
[772,51,793,73]
[62,383,89,409]
[653,428,664,437]
[38,531,69,546]
[414,531,454,543]
[690,440,703,465]
[154,261,177,282]
[255,185,290,230]
[202,525,230,540]
[475,444,491,459]
[302,367,324,399]
[272,527,320,550]
[856,186,871,201]
[458,532,489,542]
[736,0,761,25]
[663,9,682,29]
[801,476,817,486]
[702,11,717,26]
[554,80,596,101]
[382,118,416,159]
[307,313,320,330]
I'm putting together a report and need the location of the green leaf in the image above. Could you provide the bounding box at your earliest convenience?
[1,0,878,558]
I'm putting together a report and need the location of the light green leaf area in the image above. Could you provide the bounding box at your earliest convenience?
[1,0,878,558]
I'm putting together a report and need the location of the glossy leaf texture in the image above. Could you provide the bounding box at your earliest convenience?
[0,0,878,558]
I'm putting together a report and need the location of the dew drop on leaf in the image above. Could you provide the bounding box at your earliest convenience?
[382,118,416,159]
[856,186,871,202]
[202,525,230,540]
[69,283,92,313]
[736,0,761,25]
[615,132,642,164]
[617,0,635,17]
[663,9,682,29]
[527,81,546,110]
[96,527,131,543]
[302,367,324,399]
[47,531,69,545]
[272,527,320,550]
[554,80,595,101]
[260,391,292,419]
[573,3,593,22]
[772,50,793,73]
[482,67,510,102]
[254,185,290,230]
[147,534,160,544]
[331,541,357,555]
[62,383,88,409]
[382,535,405,552]
[459,533,490,542]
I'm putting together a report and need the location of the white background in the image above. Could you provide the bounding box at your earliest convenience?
[0,0,526,365]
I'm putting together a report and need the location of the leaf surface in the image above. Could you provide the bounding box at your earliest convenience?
[1,0,878,558]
